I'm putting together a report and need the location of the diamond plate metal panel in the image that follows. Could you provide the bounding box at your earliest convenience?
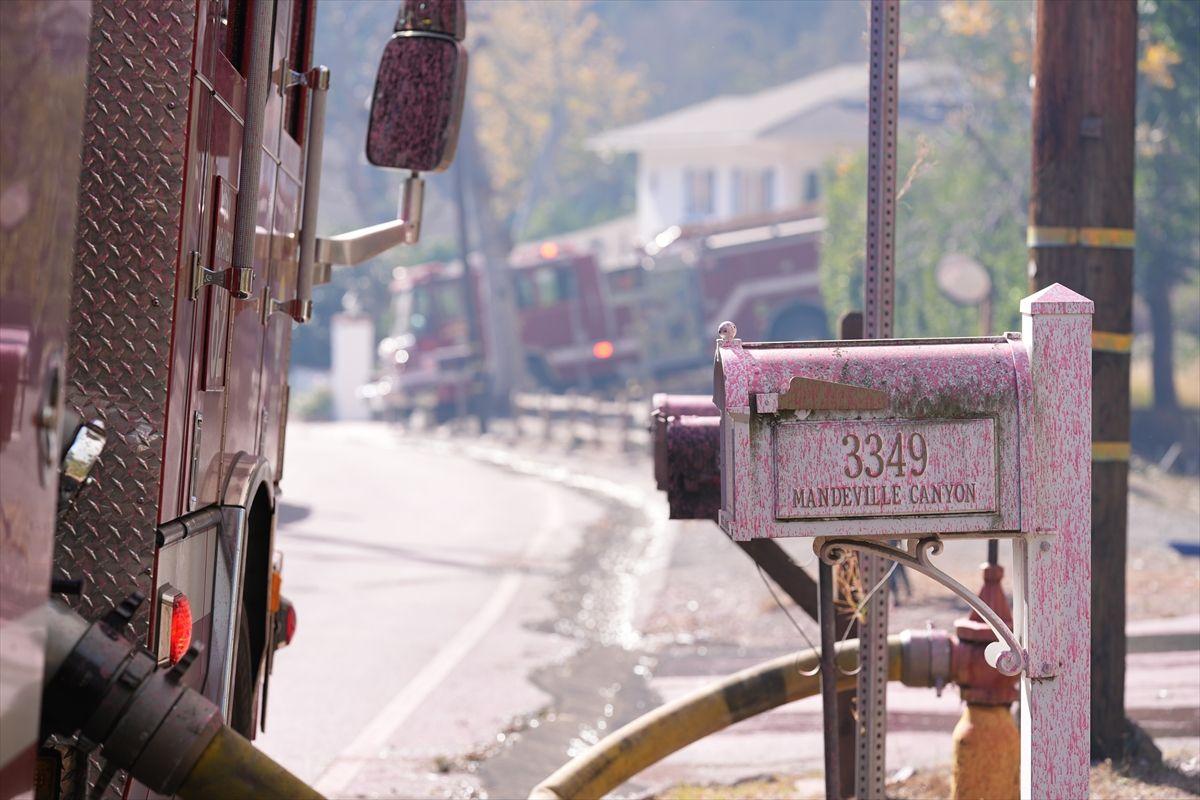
[56,0,195,625]
[53,2,198,793]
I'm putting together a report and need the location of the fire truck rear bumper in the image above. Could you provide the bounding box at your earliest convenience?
[40,598,321,799]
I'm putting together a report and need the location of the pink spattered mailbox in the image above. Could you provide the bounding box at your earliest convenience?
[714,284,1093,799]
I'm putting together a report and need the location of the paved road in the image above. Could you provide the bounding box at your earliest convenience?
[256,421,1198,799]
[256,422,614,795]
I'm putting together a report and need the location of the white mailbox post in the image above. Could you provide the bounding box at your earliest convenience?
[714,284,1092,799]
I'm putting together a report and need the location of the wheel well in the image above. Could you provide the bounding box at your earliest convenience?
[233,485,273,734]
[767,304,829,341]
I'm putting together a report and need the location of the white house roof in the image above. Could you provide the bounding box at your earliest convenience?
[589,61,959,153]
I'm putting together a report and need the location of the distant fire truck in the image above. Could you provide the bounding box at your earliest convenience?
[0,0,468,797]
[376,211,828,417]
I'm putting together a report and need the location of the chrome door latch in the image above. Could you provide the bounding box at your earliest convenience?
[190,251,253,300]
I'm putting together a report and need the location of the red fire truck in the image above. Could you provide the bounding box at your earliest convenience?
[376,210,828,417]
[0,0,467,796]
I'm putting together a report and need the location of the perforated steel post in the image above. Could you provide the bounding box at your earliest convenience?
[858,1,901,796]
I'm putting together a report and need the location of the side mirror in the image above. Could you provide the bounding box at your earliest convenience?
[366,0,468,172]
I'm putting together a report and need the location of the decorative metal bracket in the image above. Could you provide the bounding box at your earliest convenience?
[816,535,1027,676]
[190,251,253,300]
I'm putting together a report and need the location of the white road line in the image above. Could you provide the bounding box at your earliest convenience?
[313,490,564,797]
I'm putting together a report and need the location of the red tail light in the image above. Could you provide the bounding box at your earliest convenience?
[274,597,297,650]
[168,593,192,664]
[284,602,297,645]
[592,340,614,360]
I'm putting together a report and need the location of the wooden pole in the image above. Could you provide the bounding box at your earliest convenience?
[1028,0,1137,760]
[819,560,841,800]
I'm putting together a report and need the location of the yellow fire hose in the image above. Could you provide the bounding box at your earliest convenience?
[178,724,323,800]
[42,599,322,800]
[530,636,904,800]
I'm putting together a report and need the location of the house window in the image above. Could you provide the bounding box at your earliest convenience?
[762,168,776,211]
[683,168,715,220]
[804,170,821,203]
[732,168,776,215]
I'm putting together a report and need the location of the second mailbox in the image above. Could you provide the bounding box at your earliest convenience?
[714,332,1033,541]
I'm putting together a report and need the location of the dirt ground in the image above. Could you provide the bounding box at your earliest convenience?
[641,459,1200,656]
[1126,462,1200,621]
[654,755,1200,799]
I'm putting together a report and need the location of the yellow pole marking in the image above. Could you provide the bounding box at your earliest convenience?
[1091,331,1133,354]
[1027,226,1136,249]
[1092,441,1131,462]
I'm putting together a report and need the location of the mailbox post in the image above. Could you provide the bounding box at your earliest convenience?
[714,284,1092,799]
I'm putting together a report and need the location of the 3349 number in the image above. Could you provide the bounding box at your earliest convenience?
[842,431,928,478]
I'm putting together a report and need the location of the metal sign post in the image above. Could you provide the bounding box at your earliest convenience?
[859,1,901,795]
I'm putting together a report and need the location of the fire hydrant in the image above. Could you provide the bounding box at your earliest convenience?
[950,562,1020,800]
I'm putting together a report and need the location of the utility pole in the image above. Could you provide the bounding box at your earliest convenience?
[451,156,488,429]
[459,99,528,411]
[1028,0,1137,760]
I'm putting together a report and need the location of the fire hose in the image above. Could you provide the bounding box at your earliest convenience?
[41,598,323,800]
[529,630,953,800]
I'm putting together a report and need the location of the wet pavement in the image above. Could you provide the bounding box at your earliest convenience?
[258,422,677,799]
[258,420,1199,799]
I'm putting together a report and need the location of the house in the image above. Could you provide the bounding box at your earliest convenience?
[589,61,961,244]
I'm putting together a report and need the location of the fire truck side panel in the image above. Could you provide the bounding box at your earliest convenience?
[517,256,622,385]
[262,0,289,163]
[221,164,272,468]
[697,232,823,341]
[51,4,202,795]
[160,28,250,698]
[162,74,209,523]
[262,168,301,484]
[51,5,310,794]
[0,2,91,793]
[55,0,199,643]
[259,6,309,478]
[184,45,246,516]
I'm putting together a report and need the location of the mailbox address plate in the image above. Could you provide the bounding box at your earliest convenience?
[773,418,997,520]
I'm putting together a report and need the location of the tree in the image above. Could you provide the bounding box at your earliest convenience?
[1136,0,1200,410]
[820,1,1034,338]
[821,0,1200,400]
[466,0,650,246]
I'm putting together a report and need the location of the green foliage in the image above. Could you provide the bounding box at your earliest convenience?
[821,137,1028,338]
[821,0,1034,338]
[469,0,650,243]
[821,0,1198,415]
[293,387,334,422]
[1136,0,1200,310]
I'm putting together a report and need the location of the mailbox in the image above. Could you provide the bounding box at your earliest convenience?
[713,283,1095,798]
[715,334,1030,541]
[650,394,720,520]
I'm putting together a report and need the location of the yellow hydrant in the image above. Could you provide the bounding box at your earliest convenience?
[950,562,1020,800]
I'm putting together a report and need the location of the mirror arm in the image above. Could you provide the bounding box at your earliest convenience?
[313,174,424,284]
